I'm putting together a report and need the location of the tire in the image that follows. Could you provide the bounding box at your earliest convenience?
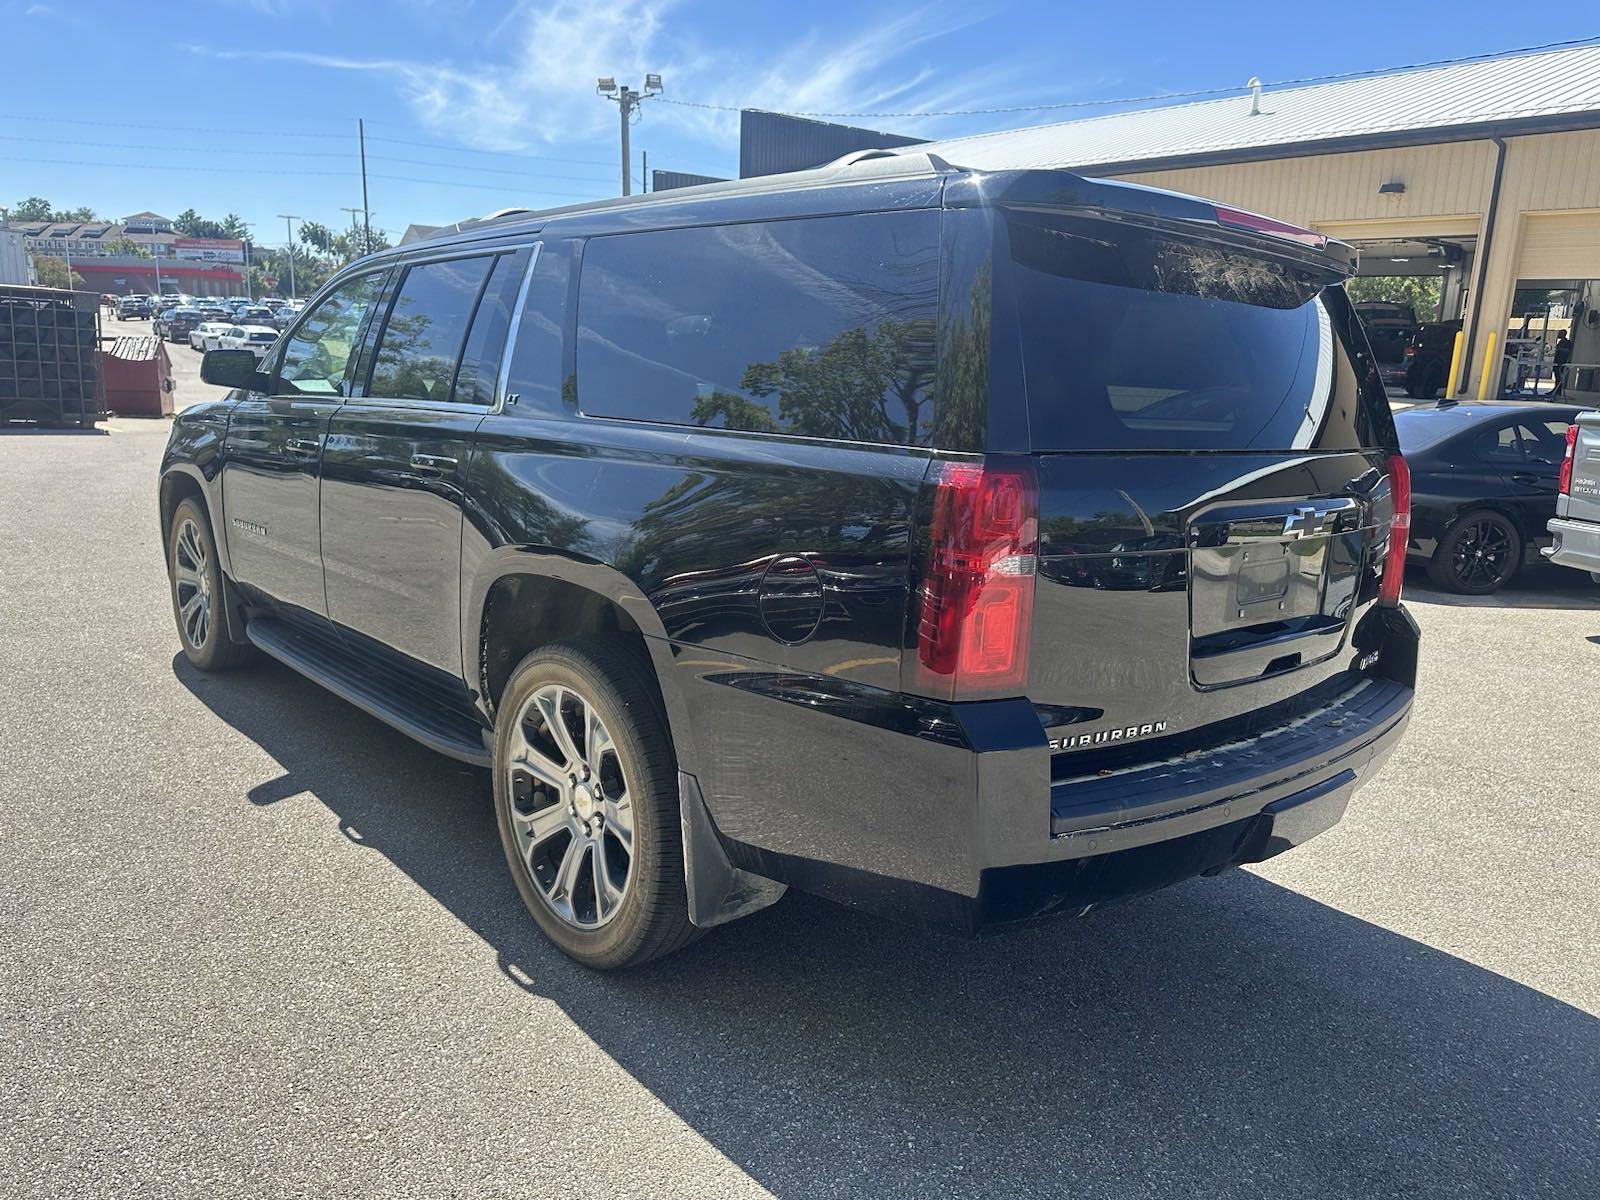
[1428,509,1522,594]
[492,636,697,970]
[167,498,255,670]
[1406,364,1443,400]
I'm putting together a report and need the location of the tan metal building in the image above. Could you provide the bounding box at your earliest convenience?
[911,43,1600,401]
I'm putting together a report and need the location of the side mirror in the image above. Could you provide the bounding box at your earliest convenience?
[201,348,266,391]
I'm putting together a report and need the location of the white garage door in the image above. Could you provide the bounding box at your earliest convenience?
[1518,212,1600,280]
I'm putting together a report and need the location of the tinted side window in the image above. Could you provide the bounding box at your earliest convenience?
[503,240,573,415]
[577,211,940,445]
[1472,423,1524,464]
[367,255,495,403]
[451,254,520,407]
[276,272,381,397]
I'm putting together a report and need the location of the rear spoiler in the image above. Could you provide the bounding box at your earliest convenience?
[943,167,1358,278]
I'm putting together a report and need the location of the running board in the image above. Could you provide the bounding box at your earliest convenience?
[246,618,492,767]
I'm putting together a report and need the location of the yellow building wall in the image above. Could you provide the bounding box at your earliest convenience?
[1112,128,1600,394]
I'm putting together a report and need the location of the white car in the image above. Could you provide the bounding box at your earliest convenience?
[219,324,281,360]
[190,322,236,351]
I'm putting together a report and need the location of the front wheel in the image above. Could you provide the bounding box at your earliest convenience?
[492,637,697,969]
[1428,509,1521,594]
[167,498,255,670]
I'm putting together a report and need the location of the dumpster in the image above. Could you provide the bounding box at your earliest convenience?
[0,284,105,428]
[102,335,174,417]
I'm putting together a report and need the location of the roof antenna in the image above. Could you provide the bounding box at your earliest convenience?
[1248,76,1263,116]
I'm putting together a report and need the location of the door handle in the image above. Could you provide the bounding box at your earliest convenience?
[285,437,322,458]
[410,453,459,474]
[1510,472,1539,485]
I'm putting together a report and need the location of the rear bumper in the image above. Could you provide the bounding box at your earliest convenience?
[704,607,1419,934]
[973,675,1409,927]
[1544,516,1600,575]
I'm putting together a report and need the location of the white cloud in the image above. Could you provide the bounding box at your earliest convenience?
[188,0,1060,156]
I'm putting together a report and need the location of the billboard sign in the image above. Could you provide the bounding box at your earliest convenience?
[173,237,246,264]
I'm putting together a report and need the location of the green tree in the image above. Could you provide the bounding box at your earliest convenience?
[298,221,336,254]
[1346,275,1442,321]
[30,254,83,290]
[7,198,96,223]
[100,237,150,257]
[174,208,227,238]
[220,213,250,240]
[12,196,54,221]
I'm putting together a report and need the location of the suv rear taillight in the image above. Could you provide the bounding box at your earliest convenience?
[1558,422,1579,495]
[1378,452,1411,607]
[914,459,1037,699]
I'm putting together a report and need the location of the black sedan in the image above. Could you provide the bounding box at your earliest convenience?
[1395,400,1584,593]
[154,306,203,343]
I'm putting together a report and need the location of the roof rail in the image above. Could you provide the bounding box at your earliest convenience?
[824,148,958,173]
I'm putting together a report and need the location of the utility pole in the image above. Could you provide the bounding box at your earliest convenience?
[642,149,648,193]
[357,118,371,248]
[277,214,299,299]
[596,74,662,197]
[238,221,256,300]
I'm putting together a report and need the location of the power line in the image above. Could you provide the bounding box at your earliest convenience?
[0,134,617,180]
[365,155,611,183]
[0,153,607,200]
[364,134,615,167]
[0,112,351,138]
[368,174,603,199]
[0,153,351,177]
[655,34,1600,119]
[0,132,353,159]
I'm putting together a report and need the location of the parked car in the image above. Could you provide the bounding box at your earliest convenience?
[195,303,228,322]
[272,302,304,331]
[1544,409,1600,582]
[1395,399,1585,592]
[191,322,238,352]
[164,158,1418,969]
[1399,319,1464,399]
[155,306,203,343]
[234,305,279,328]
[218,324,280,359]
[115,295,151,320]
[1355,300,1418,386]
[259,297,289,312]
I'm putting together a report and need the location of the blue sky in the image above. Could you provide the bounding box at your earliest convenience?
[0,0,1582,247]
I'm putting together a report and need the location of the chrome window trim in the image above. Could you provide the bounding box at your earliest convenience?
[493,241,542,414]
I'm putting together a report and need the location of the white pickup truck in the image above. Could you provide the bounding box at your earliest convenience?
[1545,409,1600,582]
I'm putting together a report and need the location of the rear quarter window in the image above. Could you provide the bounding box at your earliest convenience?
[575,210,940,446]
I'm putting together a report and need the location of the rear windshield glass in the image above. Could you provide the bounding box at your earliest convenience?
[1003,211,1377,452]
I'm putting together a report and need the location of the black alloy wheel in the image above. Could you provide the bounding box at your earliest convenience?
[1429,510,1521,594]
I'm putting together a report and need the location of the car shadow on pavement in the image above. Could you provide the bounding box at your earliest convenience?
[1403,562,1600,610]
[175,654,1599,1199]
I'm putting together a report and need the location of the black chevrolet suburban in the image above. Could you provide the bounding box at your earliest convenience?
[160,153,1418,969]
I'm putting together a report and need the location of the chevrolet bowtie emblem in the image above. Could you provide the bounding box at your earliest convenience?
[1283,505,1335,538]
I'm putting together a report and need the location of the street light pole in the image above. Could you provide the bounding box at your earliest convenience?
[597,74,663,197]
[278,214,299,299]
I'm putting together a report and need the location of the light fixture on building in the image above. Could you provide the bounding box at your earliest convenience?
[1379,181,1406,195]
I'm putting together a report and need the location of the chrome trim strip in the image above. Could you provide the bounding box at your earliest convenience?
[494,242,541,414]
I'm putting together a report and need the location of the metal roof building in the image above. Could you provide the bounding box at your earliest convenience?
[898,42,1600,401]
[911,44,1600,173]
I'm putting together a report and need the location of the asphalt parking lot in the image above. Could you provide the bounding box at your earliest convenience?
[3,386,1599,1196]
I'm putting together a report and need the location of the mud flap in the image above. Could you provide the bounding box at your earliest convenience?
[679,771,787,929]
